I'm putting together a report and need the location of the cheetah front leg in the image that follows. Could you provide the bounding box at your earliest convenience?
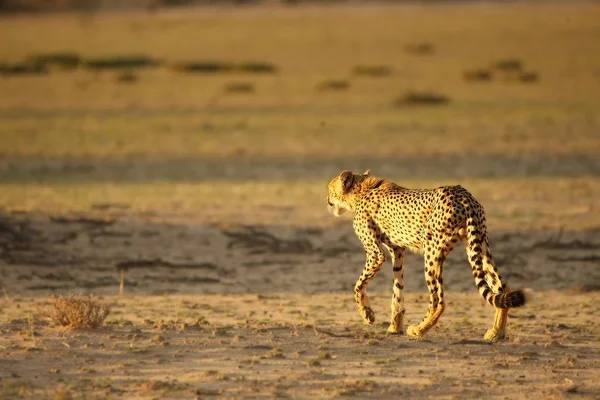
[353,220,385,325]
[383,243,406,334]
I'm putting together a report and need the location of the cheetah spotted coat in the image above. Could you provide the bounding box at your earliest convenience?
[327,170,526,342]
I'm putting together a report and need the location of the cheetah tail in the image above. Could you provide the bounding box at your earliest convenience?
[491,288,534,309]
[490,289,527,309]
[464,209,531,309]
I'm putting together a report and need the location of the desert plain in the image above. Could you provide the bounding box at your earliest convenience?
[1,1,600,398]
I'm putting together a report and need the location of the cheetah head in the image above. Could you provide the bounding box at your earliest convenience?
[327,170,371,216]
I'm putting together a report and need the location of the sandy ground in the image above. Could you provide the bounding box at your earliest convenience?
[1,291,599,399]
[1,207,600,399]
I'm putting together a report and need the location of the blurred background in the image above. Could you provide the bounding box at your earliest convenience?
[0,0,599,297]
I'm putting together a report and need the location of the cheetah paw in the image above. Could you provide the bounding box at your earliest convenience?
[386,325,404,335]
[484,328,505,342]
[360,306,375,325]
[407,325,422,338]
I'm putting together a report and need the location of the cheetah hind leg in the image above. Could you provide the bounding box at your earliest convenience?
[407,231,460,338]
[484,307,509,342]
[480,244,510,342]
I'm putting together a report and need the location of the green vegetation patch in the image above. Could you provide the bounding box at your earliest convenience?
[170,61,277,74]
[27,52,81,69]
[0,62,48,75]
[84,55,162,70]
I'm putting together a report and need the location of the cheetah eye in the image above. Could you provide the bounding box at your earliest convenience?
[327,199,334,207]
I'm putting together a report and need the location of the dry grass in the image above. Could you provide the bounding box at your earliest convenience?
[41,294,110,329]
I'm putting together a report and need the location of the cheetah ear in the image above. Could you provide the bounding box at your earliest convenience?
[363,170,371,176]
[340,170,355,193]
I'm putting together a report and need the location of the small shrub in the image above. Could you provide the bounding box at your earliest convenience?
[342,379,378,393]
[116,70,138,83]
[27,52,81,69]
[491,58,523,72]
[170,61,234,73]
[236,62,277,74]
[43,294,109,329]
[404,43,434,55]
[352,65,392,77]
[0,62,48,76]
[317,79,350,91]
[170,61,277,74]
[466,60,538,84]
[394,90,450,107]
[463,69,492,82]
[139,380,176,392]
[53,384,73,400]
[84,55,161,70]
[307,358,321,366]
[519,71,539,83]
[224,82,255,93]
[263,348,284,359]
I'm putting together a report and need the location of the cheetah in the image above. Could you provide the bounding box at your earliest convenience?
[327,170,527,342]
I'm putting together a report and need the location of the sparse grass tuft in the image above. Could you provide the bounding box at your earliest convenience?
[394,90,450,106]
[139,380,176,392]
[53,384,73,400]
[519,71,539,83]
[307,358,321,366]
[27,52,81,69]
[491,58,523,72]
[170,61,234,74]
[0,62,48,75]
[170,61,277,74]
[317,79,350,91]
[236,61,277,74]
[42,294,110,329]
[352,65,391,77]
[263,348,285,359]
[404,42,435,55]
[116,70,138,83]
[465,60,539,84]
[224,82,255,93]
[84,55,161,70]
[1,380,32,397]
[463,69,493,82]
